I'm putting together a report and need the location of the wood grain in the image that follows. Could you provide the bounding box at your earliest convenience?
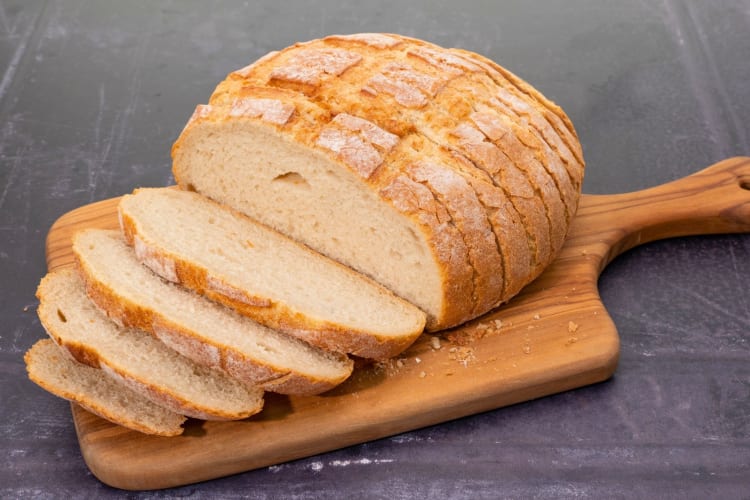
[44,157,750,490]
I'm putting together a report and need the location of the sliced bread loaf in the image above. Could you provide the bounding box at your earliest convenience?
[25,339,186,436]
[72,229,354,395]
[172,33,585,331]
[37,268,264,420]
[118,187,427,359]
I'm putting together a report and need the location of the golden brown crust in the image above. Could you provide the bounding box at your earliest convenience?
[173,33,585,330]
[73,230,354,395]
[450,47,585,200]
[451,47,584,165]
[379,167,474,329]
[406,159,504,318]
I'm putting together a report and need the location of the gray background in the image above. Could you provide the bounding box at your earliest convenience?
[1,1,748,498]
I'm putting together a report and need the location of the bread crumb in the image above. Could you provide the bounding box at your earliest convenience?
[396,359,404,368]
[419,371,426,378]
[444,322,492,346]
[565,336,579,346]
[522,345,531,354]
[414,357,421,364]
[568,321,579,333]
[448,346,476,366]
[493,319,503,329]
[430,336,441,350]
[22,305,30,312]
[532,313,541,320]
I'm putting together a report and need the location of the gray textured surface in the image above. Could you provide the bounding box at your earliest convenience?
[1,1,749,498]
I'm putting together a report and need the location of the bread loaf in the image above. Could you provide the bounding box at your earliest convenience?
[172,33,585,331]
[119,187,426,359]
[37,268,265,420]
[73,229,354,395]
[25,339,187,436]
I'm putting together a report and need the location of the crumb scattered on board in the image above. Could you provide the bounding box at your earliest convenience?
[565,321,580,346]
[447,346,476,366]
[444,317,505,346]
[430,336,441,350]
[368,314,588,379]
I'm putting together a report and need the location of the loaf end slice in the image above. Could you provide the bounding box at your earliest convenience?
[36,268,265,420]
[73,228,354,395]
[25,339,186,436]
[119,187,427,359]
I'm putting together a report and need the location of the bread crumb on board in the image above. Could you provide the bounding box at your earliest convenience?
[444,316,506,346]
[447,346,476,366]
[430,335,441,350]
[367,320,498,378]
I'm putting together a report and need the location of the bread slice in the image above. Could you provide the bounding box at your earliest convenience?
[37,268,265,420]
[172,33,585,331]
[118,187,427,359]
[25,339,186,436]
[73,229,354,395]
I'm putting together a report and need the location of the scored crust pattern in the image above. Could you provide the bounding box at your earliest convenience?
[174,33,585,330]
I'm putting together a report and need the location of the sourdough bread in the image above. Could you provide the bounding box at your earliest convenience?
[25,339,186,436]
[172,33,585,330]
[72,229,354,395]
[37,268,265,420]
[119,187,426,359]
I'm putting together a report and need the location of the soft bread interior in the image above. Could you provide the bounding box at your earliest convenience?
[120,188,426,338]
[73,229,353,385]
[37,269,264,419]
[25,339,186,436]
[173,122,443,323]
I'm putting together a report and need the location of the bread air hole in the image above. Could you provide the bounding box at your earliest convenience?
[272,171,310,188]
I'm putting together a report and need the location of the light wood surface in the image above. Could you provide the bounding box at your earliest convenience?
[44,157,750,490]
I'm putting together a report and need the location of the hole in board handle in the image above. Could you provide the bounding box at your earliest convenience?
[739,175,750,191]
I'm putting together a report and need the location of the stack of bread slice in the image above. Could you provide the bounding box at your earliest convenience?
[26,33,584,435]
[27,187,426,435]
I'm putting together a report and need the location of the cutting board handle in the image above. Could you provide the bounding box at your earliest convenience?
[572,156,750,273]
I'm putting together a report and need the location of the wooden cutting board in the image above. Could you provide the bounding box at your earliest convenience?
[44,157,750,490]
